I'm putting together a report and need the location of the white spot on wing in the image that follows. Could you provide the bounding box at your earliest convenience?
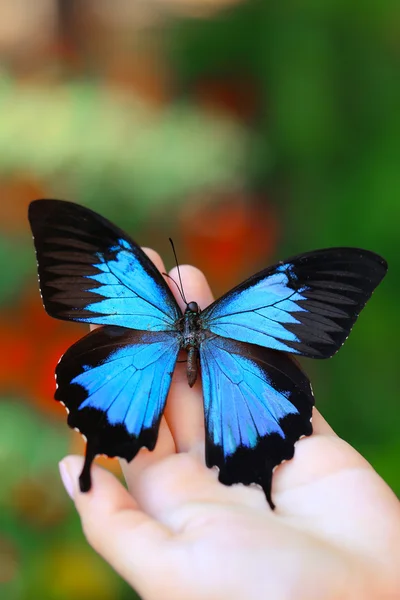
[59,401,70,415]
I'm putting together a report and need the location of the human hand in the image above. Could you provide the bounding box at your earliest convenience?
[59,250,400,600]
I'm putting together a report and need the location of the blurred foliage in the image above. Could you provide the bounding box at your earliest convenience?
[0,73,250,227]
[0,0,399,598]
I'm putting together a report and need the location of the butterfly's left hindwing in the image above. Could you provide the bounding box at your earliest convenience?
[200,332,314,508]
[56,326,180,491]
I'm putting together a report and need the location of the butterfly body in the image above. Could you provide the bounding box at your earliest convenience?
[28,199,388,509]
[178,301,202,387]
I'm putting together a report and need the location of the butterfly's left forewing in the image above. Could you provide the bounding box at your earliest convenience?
[200,332,314,508]
[56,326,180,491]
[28,199,181,330]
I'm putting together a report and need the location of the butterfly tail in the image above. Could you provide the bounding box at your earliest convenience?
[79,439,98,492]
[261,467,275,510]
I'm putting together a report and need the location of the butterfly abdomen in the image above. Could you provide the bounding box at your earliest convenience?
[186,346,199,387]
[180,302,202,387]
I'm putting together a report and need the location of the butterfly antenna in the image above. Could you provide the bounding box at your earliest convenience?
[163,272,187,304]
[168,238,188,304]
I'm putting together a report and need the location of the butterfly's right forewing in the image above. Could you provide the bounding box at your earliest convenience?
[201,248,387,358]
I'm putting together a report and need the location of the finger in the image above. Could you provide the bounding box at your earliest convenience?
[59,456,172,597]
[142,247,165,273]
[164,265,214,455]
[311,408,337,436]
[168,265,214,314]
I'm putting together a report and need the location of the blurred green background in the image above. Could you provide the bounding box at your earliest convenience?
[0,1,398,598]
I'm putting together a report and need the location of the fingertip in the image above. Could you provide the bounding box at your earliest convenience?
[312,408,337,436]
[59,455,135,513]
[142,247,166,274]
[168,265,214,312]
[59,457,76,500]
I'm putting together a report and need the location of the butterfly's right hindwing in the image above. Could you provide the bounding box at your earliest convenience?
[200,332,314,509]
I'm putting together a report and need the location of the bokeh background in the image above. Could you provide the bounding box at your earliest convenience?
[0,1,399,598]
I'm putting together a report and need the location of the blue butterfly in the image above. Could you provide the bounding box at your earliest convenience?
[28,199,387,509]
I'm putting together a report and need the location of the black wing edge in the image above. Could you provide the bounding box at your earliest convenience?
[204,339,315,509]
[55,326,168,492]
[28,199,176,322]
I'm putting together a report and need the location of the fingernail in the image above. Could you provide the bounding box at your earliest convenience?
[59,460,75,500]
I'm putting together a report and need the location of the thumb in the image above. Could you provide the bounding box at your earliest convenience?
[59,456,172,596]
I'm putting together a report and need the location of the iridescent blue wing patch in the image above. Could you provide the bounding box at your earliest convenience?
[200,332,314,508]
[56,325,180,491]
[28,200,181,331]
[201,248,387,358]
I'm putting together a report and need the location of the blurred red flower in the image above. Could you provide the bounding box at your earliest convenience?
[180,192,279,297]
[0,290,85,417]
[0,288,123,478]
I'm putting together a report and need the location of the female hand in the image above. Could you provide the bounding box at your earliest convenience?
[59,250,400,600]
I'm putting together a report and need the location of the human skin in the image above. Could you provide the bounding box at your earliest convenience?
[59,249,400,600]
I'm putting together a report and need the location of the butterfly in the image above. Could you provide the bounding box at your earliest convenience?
[28,199,388,509]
